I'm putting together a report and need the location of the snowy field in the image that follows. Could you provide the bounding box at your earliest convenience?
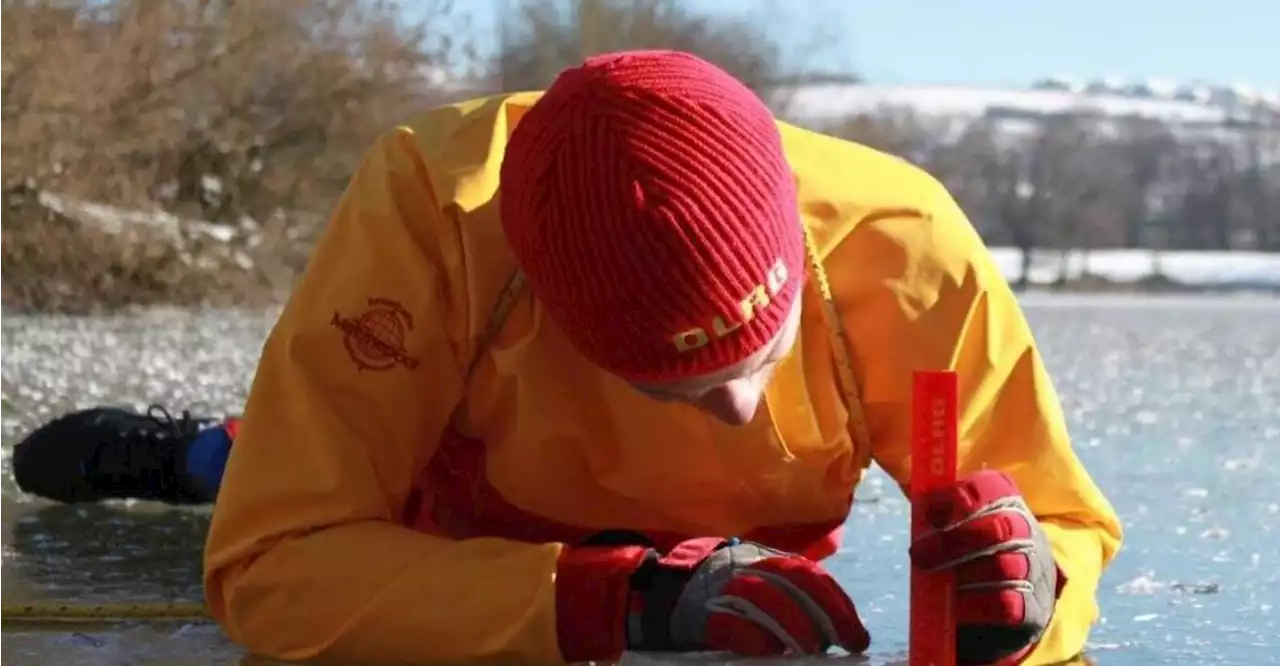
[986,247,1280,289]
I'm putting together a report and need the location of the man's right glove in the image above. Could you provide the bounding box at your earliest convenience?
[555,535,870,662]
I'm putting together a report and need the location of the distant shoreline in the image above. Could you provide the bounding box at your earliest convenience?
[986,247,1280,293]
[1012,274,1280,296]
[3,272,1276,319]
[2,243,1280,316]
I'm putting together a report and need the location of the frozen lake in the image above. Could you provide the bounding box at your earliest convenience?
[3,292,1278,665]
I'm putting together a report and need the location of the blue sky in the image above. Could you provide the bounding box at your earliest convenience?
[412,0,1277,89]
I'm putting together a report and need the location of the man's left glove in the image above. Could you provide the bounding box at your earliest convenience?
[555,535,869,662]
[909,470,1067,666]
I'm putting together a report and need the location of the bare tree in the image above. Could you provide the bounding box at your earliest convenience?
[1224,127,1280,251]
[1104,119,1183,248]
[492,0,788,94]
[923,114,1119,288]
[828,110,933,162]
[2,0,463,310]
[1254,133,1280,250]
[2,1,113,194]
[1173,143,1241,250]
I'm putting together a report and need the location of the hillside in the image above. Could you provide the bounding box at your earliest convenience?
[773,78,1279,129]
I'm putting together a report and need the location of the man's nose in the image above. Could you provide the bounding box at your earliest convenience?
[696,378,765,426]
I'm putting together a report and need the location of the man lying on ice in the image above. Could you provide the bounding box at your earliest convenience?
[13,49,1122,666]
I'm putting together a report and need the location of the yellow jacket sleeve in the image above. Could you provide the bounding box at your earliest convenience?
[202,127,564,664]
[829,179,1124,665]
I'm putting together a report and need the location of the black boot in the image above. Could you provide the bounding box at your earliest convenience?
[12,405,218,504]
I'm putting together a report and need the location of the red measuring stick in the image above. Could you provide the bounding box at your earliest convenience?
[909,370,958,666]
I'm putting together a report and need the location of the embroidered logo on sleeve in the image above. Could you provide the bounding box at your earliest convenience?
[330,297,421,372]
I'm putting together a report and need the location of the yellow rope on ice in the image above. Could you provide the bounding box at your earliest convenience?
[1,600,211,624]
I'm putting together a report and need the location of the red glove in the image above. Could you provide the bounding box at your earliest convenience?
[555,535,870,661]
[909,470,1067,666]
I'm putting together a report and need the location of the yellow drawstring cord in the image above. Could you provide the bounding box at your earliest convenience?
[1,600,211,625]
[802,223,874,471]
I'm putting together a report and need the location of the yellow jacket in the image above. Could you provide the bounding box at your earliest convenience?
[203,91,1122,665]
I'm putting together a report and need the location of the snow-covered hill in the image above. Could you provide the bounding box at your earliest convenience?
[772,78,1279,134]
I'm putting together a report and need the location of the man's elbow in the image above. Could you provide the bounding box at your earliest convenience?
[205,552,340,662]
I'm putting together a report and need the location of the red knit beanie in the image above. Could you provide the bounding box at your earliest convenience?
[500,50,805,383]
